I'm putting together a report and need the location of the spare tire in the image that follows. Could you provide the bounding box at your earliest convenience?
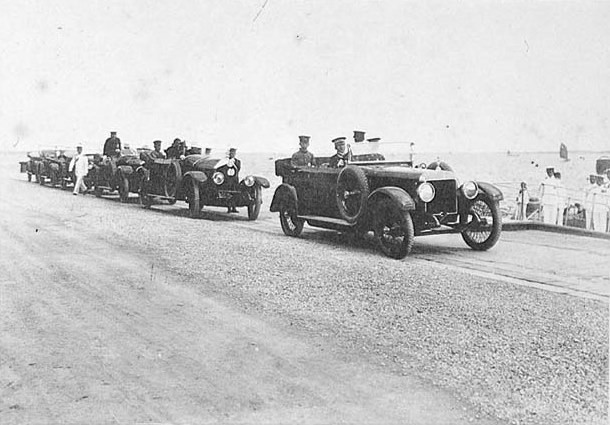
[163,161,182,198]
[427,161,453,172]
[336,165,370,224]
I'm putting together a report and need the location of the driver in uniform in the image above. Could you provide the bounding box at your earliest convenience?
[226,147,241,213]
[329,137,350,168]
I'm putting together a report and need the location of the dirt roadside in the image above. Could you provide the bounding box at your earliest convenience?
[0,175,499,423]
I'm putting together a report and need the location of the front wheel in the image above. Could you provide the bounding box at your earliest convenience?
[118,176,129,203]
[279,205,304,237]
[461,196,502,251]
[186,179,201,218]
[27,172,32,182]
[247,185,262,221]
[372,198,414,259]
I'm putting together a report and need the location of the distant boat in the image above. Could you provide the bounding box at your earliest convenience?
[559,143,569,161]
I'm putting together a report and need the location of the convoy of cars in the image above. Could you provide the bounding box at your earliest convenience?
[19,142,503,258]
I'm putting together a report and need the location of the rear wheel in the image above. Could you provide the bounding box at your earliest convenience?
[118,176,129,203]
[461,196,502,250]
[247,185,262,221]
[186,179,201,218]
[38,165,45,185]
[279,205,304,237]
[139,185,152,208]
[27,172,32,182]
[94,185,102,197]
[372,198,414,259]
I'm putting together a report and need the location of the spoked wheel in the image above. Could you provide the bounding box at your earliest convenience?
[118,176,129,203]
[164,162,182,198]
[461,196,502,251]
[372,198,414,259]
[279,205,304,237]
[336,166,370,223]
[247,185,262,221]
[186,179,201,218]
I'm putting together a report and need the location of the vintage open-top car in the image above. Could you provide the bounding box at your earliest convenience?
[270,145,503,259]
[27,149,75,188]
[92,150,144,202]
[20,151,44,183]
[139,154,270,220]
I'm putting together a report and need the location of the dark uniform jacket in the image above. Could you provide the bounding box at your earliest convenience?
[291,150,315,167]
[329,153,348,168]
[103,136,122,157]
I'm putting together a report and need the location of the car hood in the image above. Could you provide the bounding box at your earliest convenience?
[362,165,456,182]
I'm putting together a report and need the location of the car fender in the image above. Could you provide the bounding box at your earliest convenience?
[475,181,504,202]
[253,176,270,188]
[367,187,416,213]
[117,165,134,176]
[270,183,298,213]
[183,171,207,185]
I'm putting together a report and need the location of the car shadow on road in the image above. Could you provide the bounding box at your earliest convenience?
[140,203,254,222]
[298,228,469,258]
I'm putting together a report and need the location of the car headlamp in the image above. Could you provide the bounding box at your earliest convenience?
[244,175,255,187]
[462,181,478,200]
[417,182,435,203]
[212,171,225,185]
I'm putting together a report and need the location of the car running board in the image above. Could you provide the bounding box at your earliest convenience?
[298,215,357,230]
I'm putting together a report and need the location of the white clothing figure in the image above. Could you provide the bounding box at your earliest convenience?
[584,176,598,230]
[539,167,558,224]
[515,182,530,220]
[69,145,89,195]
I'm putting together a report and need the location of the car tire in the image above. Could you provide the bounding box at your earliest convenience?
[187,179,201,218]
[94,185,102,198]
[247,185,262,221]
[279,205,304,237]
[27,172,32,182]
[139,185,152,208]
[461,196,502,251]
[336,165,370,224]
[119,176,129,203]
[372,198,414,259]
[164,162,182,198]
[426,161,453,172]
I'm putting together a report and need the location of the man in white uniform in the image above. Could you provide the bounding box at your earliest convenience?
[540,167,558,224]
[69,144,89,195]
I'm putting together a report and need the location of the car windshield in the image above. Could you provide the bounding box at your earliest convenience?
[348,141,415,163]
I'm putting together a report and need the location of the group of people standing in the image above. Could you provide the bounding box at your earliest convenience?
[515,165,610,232]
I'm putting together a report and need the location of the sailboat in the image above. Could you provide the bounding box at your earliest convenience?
[559,143,569,161]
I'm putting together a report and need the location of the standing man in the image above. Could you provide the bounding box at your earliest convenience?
[150,140,166,159]
[291,135,315,167]
[409,142,416,164]
[329,137,350,168]
[204,147,212,157]
[69,144,89,195]
[226,147,241,213]
[539,166,558,224]
[103,131,122,158]
[353,130,366,144]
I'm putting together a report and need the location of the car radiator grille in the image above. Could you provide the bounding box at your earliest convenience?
[427,180,457,214]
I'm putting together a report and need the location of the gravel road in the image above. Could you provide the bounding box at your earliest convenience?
[0,158,607,425]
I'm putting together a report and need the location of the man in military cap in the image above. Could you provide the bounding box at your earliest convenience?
[353,130,366,144]
[329,137,350,168]
[204,147,212,156]
[226,147,241,213]
[291,135,315,167]
[103,131,122,158]
[150,140,166,159]
[69,143,89,195]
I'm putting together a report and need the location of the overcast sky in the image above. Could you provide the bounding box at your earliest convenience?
[1,0,608,153]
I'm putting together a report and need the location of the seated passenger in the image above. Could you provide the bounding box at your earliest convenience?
[150,140,166,159]
[328,137,350,168]
[291,135,315,167]
[166,138,186,159]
